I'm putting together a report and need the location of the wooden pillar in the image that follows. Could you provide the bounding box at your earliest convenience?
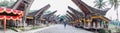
[13,20,16,28]
[19,18,22,33]
[19,18,22,28]
[106,22,108,29]
[86,22,88,27]
[90,21,93,28]
[81,20,84,27]
[99,22,101,27]
[98,19,102,27]
[95,22,98,29]
[4,16,6,32]
[34,18,36,25]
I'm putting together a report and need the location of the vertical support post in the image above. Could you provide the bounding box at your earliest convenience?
[95,22,98,33]
[106,22,108,29]
[19,18,22,33]
[4,16,6,33]
[20,19,22,28]
[95,22,98,29]
[91,22,93,28]
[34,17,36,26]
[99,19,102,27]
[13,20,16,28]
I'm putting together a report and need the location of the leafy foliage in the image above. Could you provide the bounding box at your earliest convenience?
[94,0,107,9]
[0,0,15,7]
[109,0,120,9]
[59,15,66,22]
[108,0,120,21]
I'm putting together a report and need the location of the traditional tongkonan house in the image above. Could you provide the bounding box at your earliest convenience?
[43,11,57,24]
[9,0,34,26]
[0,7,23,32]
[0,0,34,32]
[70,0,110,29]
[67,6,83,26]
[26,4,51,26]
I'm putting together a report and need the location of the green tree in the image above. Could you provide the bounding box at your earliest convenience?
[59,15,65,21]
[94,0,106,9]
[8,0,15,7]
[109,0,120,21]
[109,0,120,32]
[0,0,9,7]
[0,0,15,7]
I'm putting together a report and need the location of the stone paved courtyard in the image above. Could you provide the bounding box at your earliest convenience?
[0,24,93,33]
[34,24,93,33]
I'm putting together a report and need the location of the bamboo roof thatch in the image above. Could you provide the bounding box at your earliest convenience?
[27,4,50,19]
[10,0,34,11]
[43,11,57,19]
[68,6,83,17]
[67,11,78,20]
[27,4,50,17]
[72,0,110,16]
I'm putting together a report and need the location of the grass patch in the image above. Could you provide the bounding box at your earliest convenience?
[7,26,19,32]
[116,28,120,33]
[30,26,43,30]
[109,24,120,33]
